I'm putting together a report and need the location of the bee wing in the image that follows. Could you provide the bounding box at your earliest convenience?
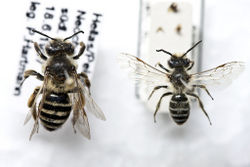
[24,112,32,125]
[72,88,91,139]
[118,53,170,87]
[189,61,245,87]
[75,110,91,139]
[78,78,106,121]
[71,73,105,139]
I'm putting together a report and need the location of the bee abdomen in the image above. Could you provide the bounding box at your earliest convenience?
[39,93,72,131]
[169,94,190,125]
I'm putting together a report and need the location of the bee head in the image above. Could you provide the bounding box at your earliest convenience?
[32,29,84,56]
[156,40,202,69]
[45,39,75,56]
[168,55,191,68]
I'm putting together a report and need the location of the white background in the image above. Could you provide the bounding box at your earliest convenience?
[1,0,250,167]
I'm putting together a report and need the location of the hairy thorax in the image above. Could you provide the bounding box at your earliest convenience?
[169,68,190,92]
[46,78,76,93]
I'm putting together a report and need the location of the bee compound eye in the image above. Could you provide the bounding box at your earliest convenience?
[46,66,50,71]
[184,59,190,67]
[168,59,174,68]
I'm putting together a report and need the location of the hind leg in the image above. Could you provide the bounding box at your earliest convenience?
[24,86,41,125]
[186,92,212,125]
[193,85,214,100]
[154,92,173,123]
[27,86,40,108]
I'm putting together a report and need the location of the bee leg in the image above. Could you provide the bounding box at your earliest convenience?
[186,92,212,125]
[73,42,86,60]
[193,85,214,100]
[154,92,173,123]
[27,86,40,108]
[21,70,44,87]
[24,86,41,125]
[155,63,170,73]
[34,42,48,60]
[187,61,194,71]
[148,85,168,100]
[78,72,91,89]
[29,90,47,140]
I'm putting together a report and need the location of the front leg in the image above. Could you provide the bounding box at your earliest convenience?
[155,63,171,73]
[21,70,44,87]
[34,42,48,60]
[73,42,86,60]
[187,61,194,71]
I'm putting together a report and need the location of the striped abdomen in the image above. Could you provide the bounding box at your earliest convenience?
[39,92,72,131]
[169,93,190,125]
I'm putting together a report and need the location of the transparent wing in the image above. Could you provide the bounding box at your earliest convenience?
[78,78,106,121]
[118,53,170,87]
[24,112,32,125]
[72,92,91,139]
[189,61,245,86]
[75,110,91,139]
[71,72,105,139]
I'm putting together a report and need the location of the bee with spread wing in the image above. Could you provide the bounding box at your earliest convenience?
[119,41,244,125]
[21,30,105,140]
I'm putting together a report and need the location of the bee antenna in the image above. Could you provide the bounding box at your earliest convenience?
[32,29,57,41]
[182,40,202,57]
[156,49,173,57]
[64,31,84,41]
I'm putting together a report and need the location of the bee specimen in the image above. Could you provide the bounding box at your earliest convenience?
[21,30,105,140]
[119,41,244,125]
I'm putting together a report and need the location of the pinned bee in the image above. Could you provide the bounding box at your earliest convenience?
[21,30,105,140]
[119,41,244,125]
